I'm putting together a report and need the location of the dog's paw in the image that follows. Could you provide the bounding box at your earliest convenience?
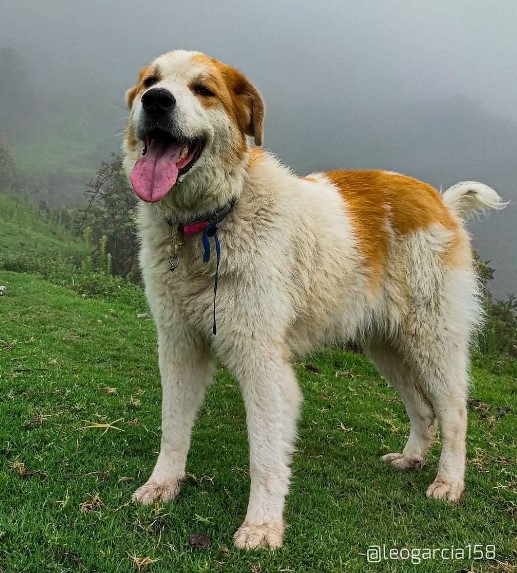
[426,479,464,502]
[381,452,424,470]
[132,478,182,505]
[233,521,284,550]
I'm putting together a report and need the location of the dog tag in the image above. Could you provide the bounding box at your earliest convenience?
[167,227,184,272]
[169,256,179,271]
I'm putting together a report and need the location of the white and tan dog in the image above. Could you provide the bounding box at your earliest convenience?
[123,50,505,549]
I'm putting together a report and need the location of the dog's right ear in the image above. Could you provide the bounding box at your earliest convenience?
[235,78,265,146]
[125,85,138,109]
[225,67,265,146]
[125,66,154,109]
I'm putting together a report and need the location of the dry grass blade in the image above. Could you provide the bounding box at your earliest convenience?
[488,561,517,572]
[128,553,159,571]
[8,458,46,479]
[79,493,104,514]
[81,418,123,435]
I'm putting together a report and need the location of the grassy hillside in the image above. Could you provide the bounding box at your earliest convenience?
[10,110,118,181]
[4,97,120,206]
[0,192,89,265]
[0,269,515,573]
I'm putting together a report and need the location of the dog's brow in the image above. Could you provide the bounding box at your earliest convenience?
[190,73,209,85]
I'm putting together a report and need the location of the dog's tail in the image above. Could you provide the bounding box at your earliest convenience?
[443,181,507,220]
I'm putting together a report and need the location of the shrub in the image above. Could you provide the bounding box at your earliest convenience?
[476,259,517,358]
[0,248,144,308]
[479,295,517,358]
[75,155,140,282]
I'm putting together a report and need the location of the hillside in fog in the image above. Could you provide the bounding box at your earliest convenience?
[1,1,515,296]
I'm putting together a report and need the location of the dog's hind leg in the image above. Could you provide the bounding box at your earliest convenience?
[365,341,436,470]
[406,265,479,502]
[392,273,477,501]
[415,342,469,502]
[132,326,213,505]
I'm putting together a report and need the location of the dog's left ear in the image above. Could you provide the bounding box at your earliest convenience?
[233,75,265,146]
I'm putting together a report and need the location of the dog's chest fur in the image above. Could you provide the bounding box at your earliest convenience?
[136,154,372,351]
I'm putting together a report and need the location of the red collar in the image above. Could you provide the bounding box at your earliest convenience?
[182,221,211,237]
[165,199,236,237]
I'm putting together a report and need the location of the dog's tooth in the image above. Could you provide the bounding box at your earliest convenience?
[179,145,188,160]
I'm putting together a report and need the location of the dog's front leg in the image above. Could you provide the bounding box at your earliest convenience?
[133,328,213,505]
[229,346,302,550]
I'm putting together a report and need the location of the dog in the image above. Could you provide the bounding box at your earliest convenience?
[122,50,505,549]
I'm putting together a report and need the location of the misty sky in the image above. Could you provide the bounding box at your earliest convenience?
[1,0,516,295]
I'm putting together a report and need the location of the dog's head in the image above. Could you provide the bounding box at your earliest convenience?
[123,50,264,205]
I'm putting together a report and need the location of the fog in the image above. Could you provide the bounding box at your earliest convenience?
[1,0,516,295]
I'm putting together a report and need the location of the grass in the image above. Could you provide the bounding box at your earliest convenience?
[0,190,515,571]
[0,270,516,573]
[0,193,89,266]
[10,108,118,181]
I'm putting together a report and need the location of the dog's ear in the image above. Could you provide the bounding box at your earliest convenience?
[232,74,265,146]
[125,66,153,109]
[125,85,138,109]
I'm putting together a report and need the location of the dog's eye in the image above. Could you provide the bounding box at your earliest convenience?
[143,76,157,88]
[192,85,215,97]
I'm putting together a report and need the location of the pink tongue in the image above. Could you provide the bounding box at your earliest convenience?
[130,140,183,202]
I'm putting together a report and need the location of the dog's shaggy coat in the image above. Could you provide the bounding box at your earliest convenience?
[123,50,506,549]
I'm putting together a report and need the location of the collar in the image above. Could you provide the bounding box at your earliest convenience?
[163,199,235,337]
[165,199,236,237]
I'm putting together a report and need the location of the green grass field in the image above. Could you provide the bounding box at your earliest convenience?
[0,194,88,266]
[0,193,516,572]
[10,108,118,181]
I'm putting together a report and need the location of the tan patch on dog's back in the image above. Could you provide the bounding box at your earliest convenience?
[326,170,463,286]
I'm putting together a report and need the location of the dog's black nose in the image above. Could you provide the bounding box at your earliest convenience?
[141,88,176,116]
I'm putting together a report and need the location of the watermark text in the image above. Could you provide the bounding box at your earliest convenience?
[366,544,496,564]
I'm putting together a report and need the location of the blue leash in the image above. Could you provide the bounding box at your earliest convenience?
[201,223,221,335]
[166,199,235,336]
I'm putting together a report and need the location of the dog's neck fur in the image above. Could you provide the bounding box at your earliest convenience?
[155,149,250,224]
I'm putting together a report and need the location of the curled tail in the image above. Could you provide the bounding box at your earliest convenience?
[443,181,507,220]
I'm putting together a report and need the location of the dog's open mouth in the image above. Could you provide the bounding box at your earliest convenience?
[130,129,205,203]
